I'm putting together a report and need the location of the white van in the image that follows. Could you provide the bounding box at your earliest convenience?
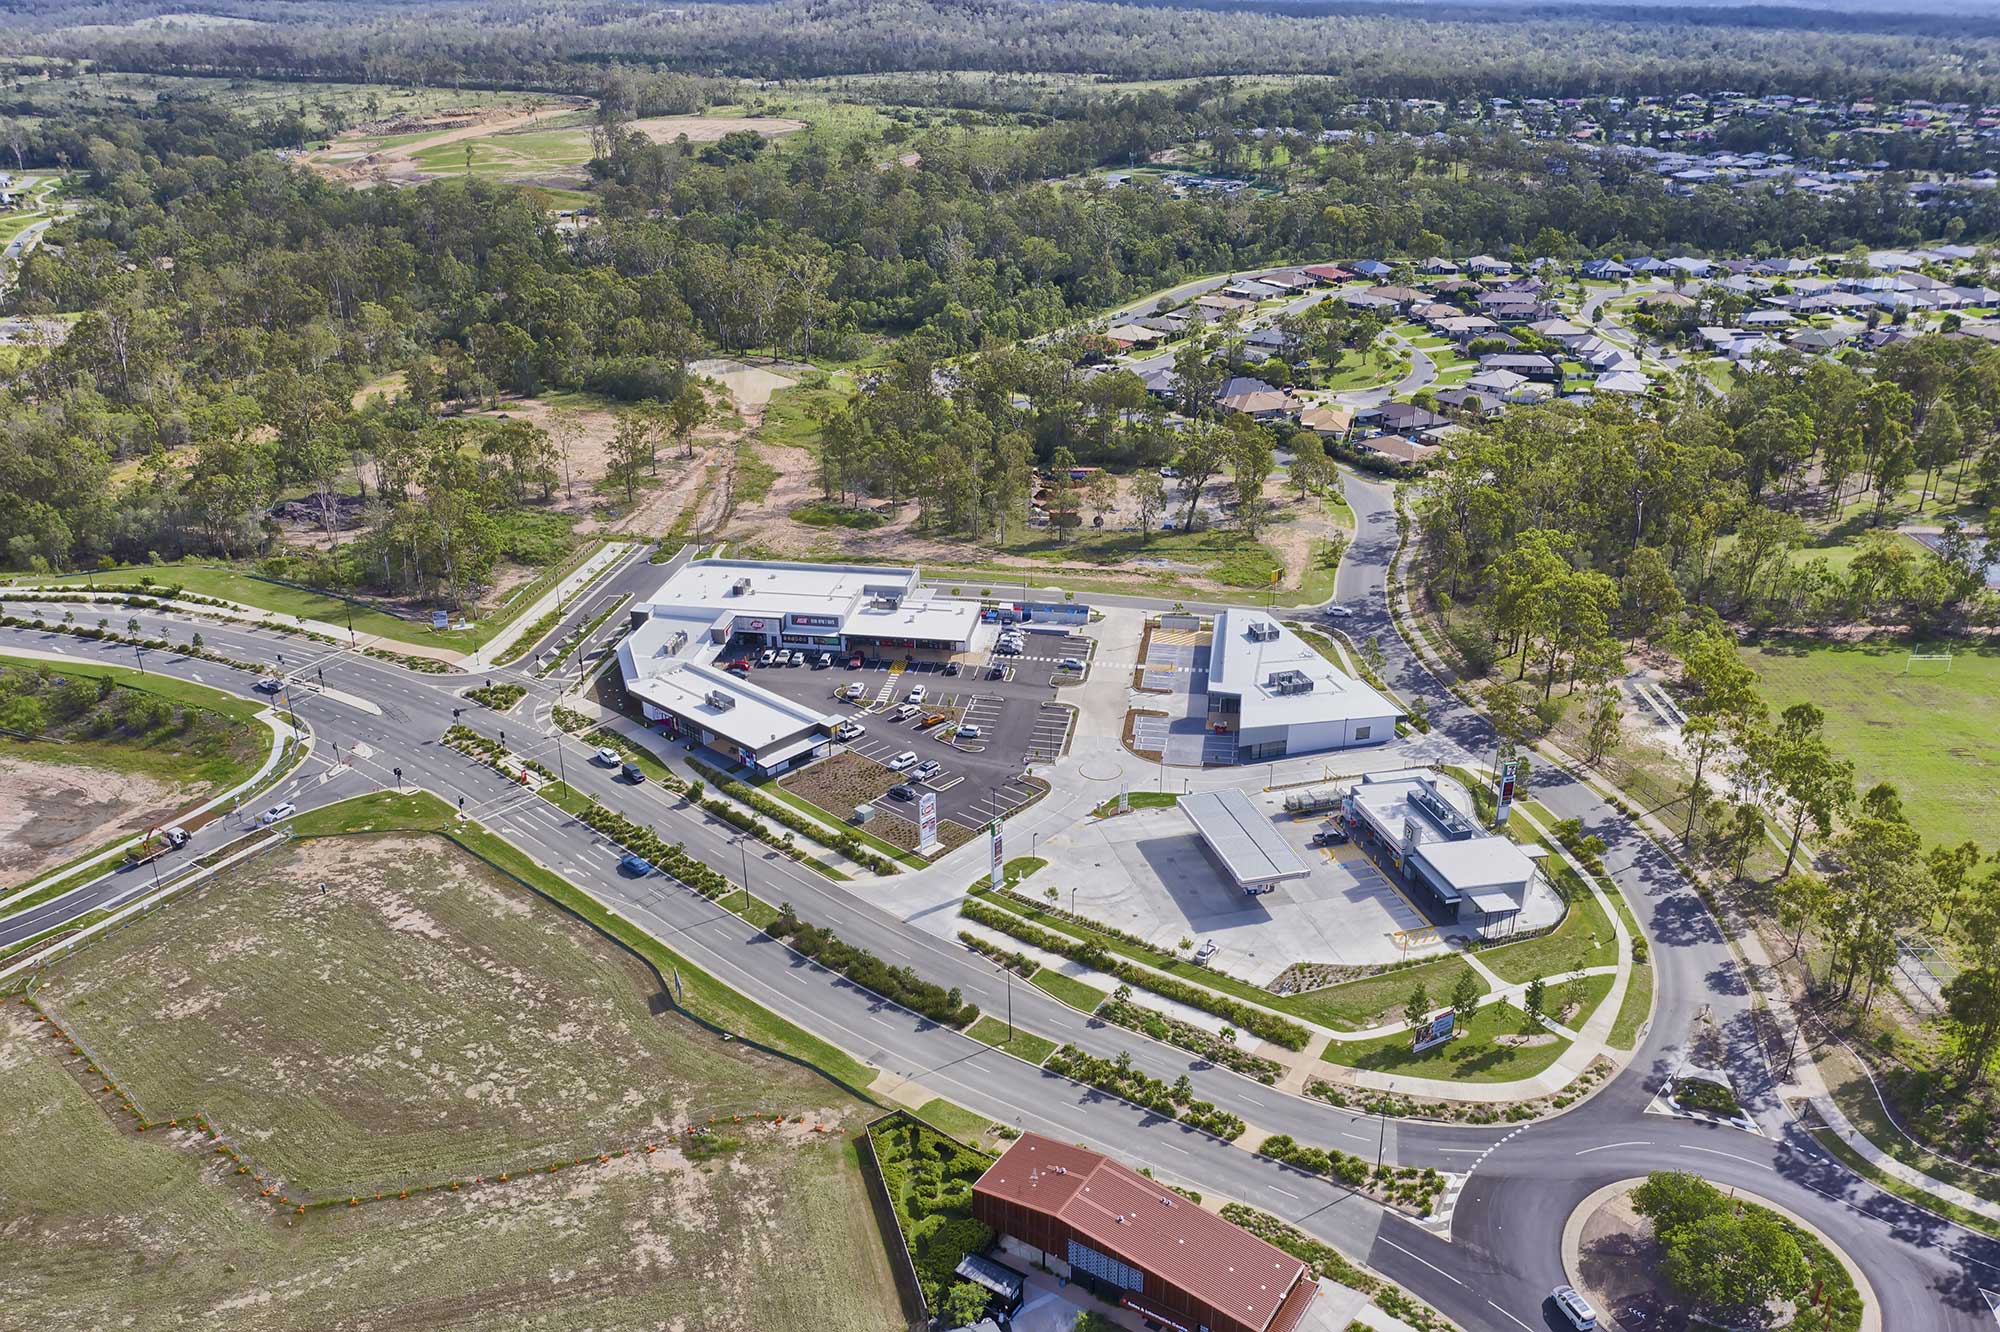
[1551,1286,1597,1331]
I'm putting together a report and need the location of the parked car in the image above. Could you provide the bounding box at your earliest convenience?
[258,801,297,826]
[1309,827,1348,847]
[788,650,807,667]
[725,663,750,678]
[943,661,961,677]
[847,654,865,670]
[892,703,919,721]
[1059,657,1085,672]
[887,751,918,772]
[839,682,865,702]
[835,721,865,741]
[725,657,752,671]
[1551,1287,1597,1332]
[986,665,1006,680]
[995,642,1021,656]
[595,746,621,766]
[919,711,949,728]
[955,723,981,739]
[816,652,833,669]
[912,760,940,781]
[758,649,777,666]
[888,784,916,801]
[1192,939,1218,964]
[906,685,927,704]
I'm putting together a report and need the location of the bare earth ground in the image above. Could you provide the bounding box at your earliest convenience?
[3,832,897,1331]
[628,115,807,144]
[0,756,187,889]
[306,101,582,188]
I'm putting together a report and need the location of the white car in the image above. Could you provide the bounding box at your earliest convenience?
[1325,605,1354,619]
[835,721,865,741]
[887,751,919,772]
[906,685,927,704]
[1551,1286,1597,1331]
[955,723,980,739]
[259,801,297,826]
[839,682,865,702]
[912,760,941,781]
[816,652,833,669]
[595,746,621,766]
[788,650,806,667]
[758,648,777,666]
[1059,657,1085,672]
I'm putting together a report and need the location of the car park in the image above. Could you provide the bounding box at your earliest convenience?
[758,649,777,666]
[887,751,918,772]
[906,685,927,704]
[1552,1286,1597,1331]
[595,746,621,766]
[258,801,297,826]
[888,784,916,801]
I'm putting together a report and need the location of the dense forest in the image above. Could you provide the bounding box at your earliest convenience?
[15,0,2000,103]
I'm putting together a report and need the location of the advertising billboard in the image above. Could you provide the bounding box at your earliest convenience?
[1495,759,1519,826]
[430,610,449,630]
[989,820,1004,889]
[787,612,842,630]
[1411,1009,1456,1053]
[918,791,939,849]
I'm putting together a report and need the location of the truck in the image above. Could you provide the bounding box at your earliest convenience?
[125,825,191,867]
[1282,788,1342,815]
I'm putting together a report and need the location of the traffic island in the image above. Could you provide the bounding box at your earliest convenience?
[1562,1177,1878,1332]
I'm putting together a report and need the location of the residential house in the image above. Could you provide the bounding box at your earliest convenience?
[1464,368,1531,397]
[1526,318,1590,344]
[1255,269,1315,291]
[1467,255,1513,276]
[1366,285,1427,308]
[1581,259,1632,280]
[1434,388,1505,418]
[1296,403,1355,438]
[1353,434,1441,466]
[1350,260,1394,278]
[1224,279,1286,301]
[1418,257,1461,275]
[1437,315,1502,342]
[1637,291,1696,310]
[1368,401,1452,436]
[1302,264,1353,284]
[1477,292,1552,324]
[1195,293,1254,316]
[1338,291,1397,312]
[1215,376,1294,419]
[1411,302,1461,325]
[1595,370,1651,395]
[1104,323,1165,350]
[1478,352,1560,381]
[1786,327,1850,353]
[1140,367,1181,398]
[1740,310,1797,329]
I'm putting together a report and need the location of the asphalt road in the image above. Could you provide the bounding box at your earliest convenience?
[6,517,1999,1329]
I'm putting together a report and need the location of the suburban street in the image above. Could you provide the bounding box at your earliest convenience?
[5,498,1998,1330]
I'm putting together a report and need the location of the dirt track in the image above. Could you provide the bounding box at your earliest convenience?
[309,100,587,186]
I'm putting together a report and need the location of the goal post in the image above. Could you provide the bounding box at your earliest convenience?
[1903,651,1954,675]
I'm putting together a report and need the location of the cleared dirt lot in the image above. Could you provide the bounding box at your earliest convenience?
[5,832,897,1330]
[0,756,186,889]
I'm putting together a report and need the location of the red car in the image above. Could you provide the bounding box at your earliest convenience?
[847,655,864,670]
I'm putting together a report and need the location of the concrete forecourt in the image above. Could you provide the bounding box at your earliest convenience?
[1,514,1992,1332]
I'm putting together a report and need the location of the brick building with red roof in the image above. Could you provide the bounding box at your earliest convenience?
[971,1133,1318,1332]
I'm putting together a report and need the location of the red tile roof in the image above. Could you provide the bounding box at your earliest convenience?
[974,1134,1312,1332]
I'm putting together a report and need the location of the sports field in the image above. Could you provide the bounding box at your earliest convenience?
[3,831,897,1330]
[1741,640,1999,847]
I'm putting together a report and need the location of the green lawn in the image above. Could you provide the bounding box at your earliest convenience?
[1321,992,1581,1083]
[760,378,856,451]
[1741,640,1999,847]
[1475,826,1619,984]
[1028,967,1108,1012]
[966,1016,1057,1065]
[1608,963,1653,1050]
[1323,348,1405,392]
[10,549,595,654]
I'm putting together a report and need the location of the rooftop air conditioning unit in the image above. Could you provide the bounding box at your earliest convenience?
[1247,620,1280,642]
[1265,669,1315,696]
[706,690,736,711]
[730,578,753,596]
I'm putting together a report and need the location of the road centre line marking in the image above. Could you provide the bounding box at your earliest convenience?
[1574,1141,1652,1155]
[1269,1186,1299,1200]
[1379,1238,1463,1286]
[1679,1144,1769,1168]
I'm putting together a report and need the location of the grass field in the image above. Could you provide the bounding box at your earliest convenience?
[4,826,899,1329]
[1320,980,1606,1084]
[1741,640,1999,847]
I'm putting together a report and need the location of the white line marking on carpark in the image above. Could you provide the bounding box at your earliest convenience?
[1379,1238,1463,1286]
[1575,1141,1651,1156]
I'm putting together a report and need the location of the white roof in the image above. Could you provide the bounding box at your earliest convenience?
[1413,838,1538,893]
[640,558,981,648]
[627,661,838,753]
[1181,789,1311,886]
[1206,611,1399,732]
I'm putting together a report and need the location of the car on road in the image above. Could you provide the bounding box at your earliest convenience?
[758,649,777,666]
[621,760,645,784]
[254,677,284,693]
[258,801,297,826]
[912,760,940,781]
[1552,1286,1597,1331]
[888,784,915,801]
[595,746,621,766]
[618,852,654,876]
[886,751,919,772]
[955,723,981,739]
[1059,656,1085,672]
[1324,605,1353,619]
[906,685,926,704]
